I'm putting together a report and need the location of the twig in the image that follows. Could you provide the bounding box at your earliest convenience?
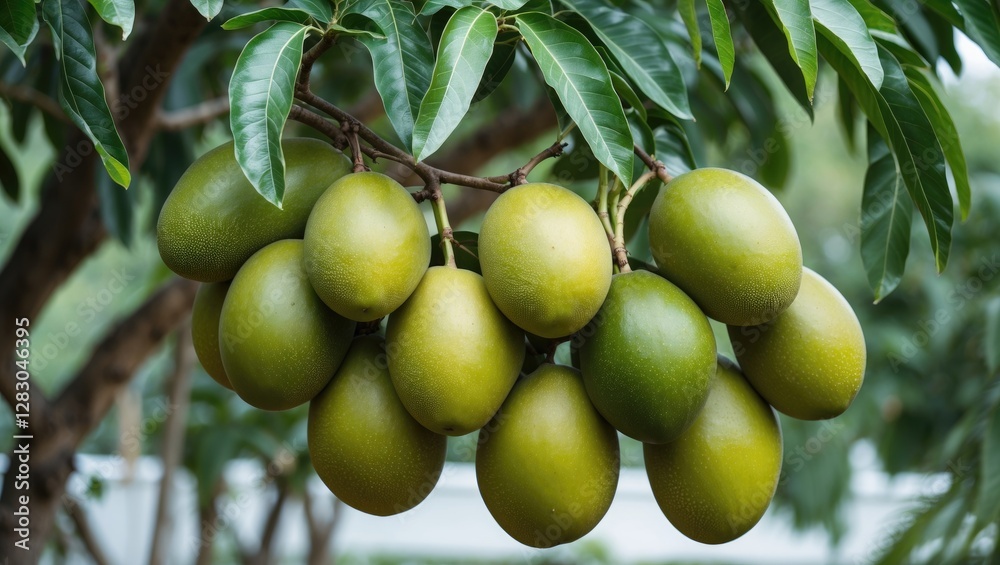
[511,141,566,185]
[64,497,110,565]
[156,97,230,130]
[596,167,615,249]
[288,106,349,150]
[298,32,337,92]
[295,91,510,192]
[342,120,369,173]
[0,82,69,123]
[428,179,457,268]
[634,144,673,184]
[613,171,657,272]
[149,324,195,565]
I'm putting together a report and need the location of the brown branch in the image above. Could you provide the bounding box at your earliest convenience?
[243,480,290,565]
[304,493,342,565]
[342,121,370,173]
[511,141,566,185]
[53,278,198,443]
[295,91,510,192]
[430,98,559,226]
[634,144,673,185]
[149,324,196,565]
[298,33,337,92]
[64,497,110,565]
[157,97,230,130]
[0,82,69,123]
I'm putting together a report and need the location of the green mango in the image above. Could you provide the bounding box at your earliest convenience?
[648,168,802,326]
[157,139,350,282]
[729,267,866,420]
[386,266,525,436]
[479,183,612,338]
[476,364,619,548]
[191,281,231,389]
[304,172,430,322]
[309,336,447,516]
[219,240,355,410]
[645,357,782,544]
[578,270,716,443]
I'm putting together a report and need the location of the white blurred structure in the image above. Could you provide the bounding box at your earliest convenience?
[0,441,945,564]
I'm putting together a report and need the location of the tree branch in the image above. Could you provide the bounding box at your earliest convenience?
[634,144,673,184]
[295,91,510,192]
[64,497,110,565]
[157,97,230,131]
[148,324,196,565]
[53,278,198,442]
[242,479,290,565]
[0,82,69,123]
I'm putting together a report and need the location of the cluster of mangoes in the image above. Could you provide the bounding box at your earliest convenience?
[157,138,866,548]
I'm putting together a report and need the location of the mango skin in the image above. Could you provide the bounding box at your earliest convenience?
[219,240,355,411]
[157,139,351,282]
[578,270,716,443]
[728,268,866,420]
[191,282,232,389]
[476,364,619,548]
[308,336,447,516]
[648,168,802,326]
[479,183,612,338]
[304,172,431,322]
[644,358,782,544]
[386,267,525,436]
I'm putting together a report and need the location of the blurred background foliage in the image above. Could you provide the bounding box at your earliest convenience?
[2,4,1000,562]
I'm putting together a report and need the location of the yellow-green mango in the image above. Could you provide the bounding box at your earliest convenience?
[191,281,231,389]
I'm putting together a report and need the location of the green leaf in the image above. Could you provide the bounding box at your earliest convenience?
[328,23,385,39]
[626,109,654,158]
[473,33,516,102]
[517,11,634,185]
[705,0,735,88]
[904,67,971,220]
[954,0,1000,66]
[229,22,310,207]
[419,0,472,16]
[610,70,646,121]
[838,76,859,150]
[846,0,896,32]
[860,134,912,301]
[190,0,223,20]
[286,0,332,21]
[222,7,312,30]
[431,230,481,272]
[649,109,697,176]
[678,0,702,67]
[96,163,134,245]
[358,0,435,151]
[985,297,1000,373]
[0,16,37,66]
[765,0,819,100]
[560,0,691,119]
[734,0,814,117]
[0,144,19,203]
[811,0,883,88]
[43,0,131,188]
[873,31,930,67]
[873,46,952,272]
[823,37,953,273]
[543,85,572,133]
[87,0,134,39]
[921,0,964,27]
[486,0,530,8]
[413,7,497,160]
[0,0,36,45]
[980,405,1000,522]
